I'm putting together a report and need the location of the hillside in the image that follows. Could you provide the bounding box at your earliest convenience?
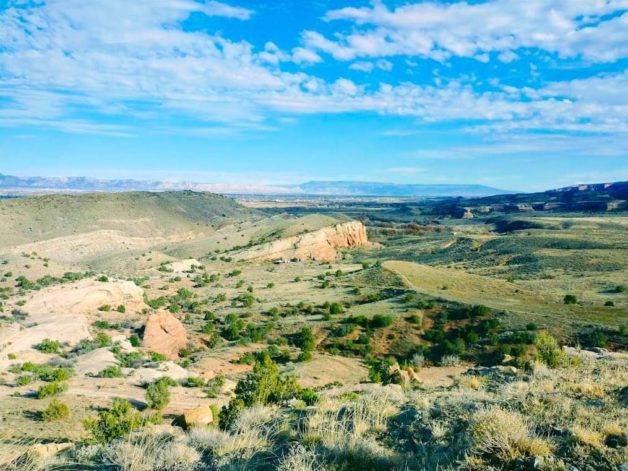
[0,191,253,249]
[425,181,628,217]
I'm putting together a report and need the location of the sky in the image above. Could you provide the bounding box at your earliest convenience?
[0,0,627,192]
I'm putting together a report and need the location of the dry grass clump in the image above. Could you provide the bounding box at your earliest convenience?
[187,406,279,466]
[569,382,605,398]
[469,407,552,461]
[276,444,319,471]
[570,426,605,450]
[458,375,486,390]
[105,432,200,471]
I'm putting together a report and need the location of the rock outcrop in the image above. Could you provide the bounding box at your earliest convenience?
[142,312,188,360]
[182,405,214,429]
[233,220,369,262]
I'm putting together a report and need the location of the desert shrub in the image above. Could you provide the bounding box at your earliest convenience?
[145,378,171,410]
[297,351,313,362]
[563,294,577,305]
[37,381,68,399]
[535,331,565,368]
[583,330,608,348]
[149,351,168,362]
[185,376,205,388]
[440,354,461,367]
[15,375,33,386]
[368,357,396,384]
[206,375,226,398]
[129,334,141,347]
[469,304,490,317]
[35,338,61,354]
[117,351,144,368]
[83,398,142,443]
[42,399,70,421]
[97,365,124,378]
[98,304,112,312]
[329,302,344,314]
[300,388,319,405]
[116,304,126,313]
[295,326,316,352]
[13,363,73,382]
[370,314,393,328]
[220,353,300,430]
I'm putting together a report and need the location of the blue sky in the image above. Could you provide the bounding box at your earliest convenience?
[0,0,627,192]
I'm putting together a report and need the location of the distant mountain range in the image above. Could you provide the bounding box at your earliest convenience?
[0,173,510,197]
[296,181,510,197]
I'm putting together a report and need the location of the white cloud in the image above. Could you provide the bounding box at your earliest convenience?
[350,59,393,72]
[0,0,626,144]
[309,0,628,63]
[291,47,322,65]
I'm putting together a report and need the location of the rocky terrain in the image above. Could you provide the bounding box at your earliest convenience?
[0,190,625,471]
[233,220,370,262]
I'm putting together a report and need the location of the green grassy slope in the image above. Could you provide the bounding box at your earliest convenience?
[0,191,254,247]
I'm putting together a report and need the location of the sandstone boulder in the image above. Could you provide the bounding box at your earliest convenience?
[142,312,187,360]
[182,405,214,429]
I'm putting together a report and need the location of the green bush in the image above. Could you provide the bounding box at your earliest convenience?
[116,304,126,313]
[329,302,344,314]
[83,398,142,443]
[220,353,300,430]
[37,381,68,399]
[145,378,171,410]
[149,351,168,362]
[300,387,319,405]
[42,399,70,421]
[470,305,490,317]
[535,331,565,368]
[185,376,206,388]
[129,334,141,347]
[295,326,316,352]
[97,365,123,378]
[563,294,577,305]
[15,375,33,386]
[35,339,61,354]
[370,314,393,328]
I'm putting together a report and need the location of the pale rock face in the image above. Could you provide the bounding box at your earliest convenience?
[142,312,188,360]
[233,220,369,262]
[0,279,145,367]
[74,348,120,376]
[182,405,214,429]
[130,361,191,385]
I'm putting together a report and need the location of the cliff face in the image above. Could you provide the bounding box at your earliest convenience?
[233,220,368,262]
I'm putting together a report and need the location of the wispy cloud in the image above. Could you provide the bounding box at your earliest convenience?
[306,0,628,63]
[0,0,626,148]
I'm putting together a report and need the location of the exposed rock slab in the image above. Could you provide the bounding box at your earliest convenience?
[129,361,191,385]
[74,348,119,376]
[0,279,145,366]
[233,220,369,262]
[142,312,188,360]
